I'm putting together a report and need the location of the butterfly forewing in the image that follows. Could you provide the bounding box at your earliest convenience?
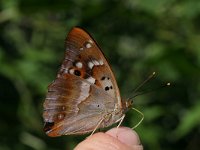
[60,28,121,101]
[43,27,124,136]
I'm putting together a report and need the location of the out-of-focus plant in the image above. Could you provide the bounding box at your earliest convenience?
[0,0,200,149]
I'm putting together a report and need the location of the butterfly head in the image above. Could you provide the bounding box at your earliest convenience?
[122,99,134,113]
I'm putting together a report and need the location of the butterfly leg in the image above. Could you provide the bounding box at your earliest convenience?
[114,114,126,137]
[116,114,125,128]
[90,117,104,136]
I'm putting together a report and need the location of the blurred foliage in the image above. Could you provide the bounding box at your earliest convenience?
[0,0,200,149]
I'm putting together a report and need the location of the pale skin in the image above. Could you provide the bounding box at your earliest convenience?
[74,127,143,150]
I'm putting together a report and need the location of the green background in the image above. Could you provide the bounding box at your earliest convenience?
[0,0,200,149]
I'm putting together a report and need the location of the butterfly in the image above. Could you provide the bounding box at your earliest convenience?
[43,27,133,137]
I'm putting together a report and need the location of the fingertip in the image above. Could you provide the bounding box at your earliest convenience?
[106,127,141,147]
[74,132,119,150]
[74,127,143,150]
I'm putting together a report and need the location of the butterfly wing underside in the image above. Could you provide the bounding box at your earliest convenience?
[43,27,123,136]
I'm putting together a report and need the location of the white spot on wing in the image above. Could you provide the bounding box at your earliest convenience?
[88,39,94,44]
[86,43,92,48]
[93,60,100,65]
[86,77,96,84]
[99,60,104,65]
[69,69,74,74]
[88,59,104,69]
[88,61,94,69]
[57,113,65,120]
[76,62,83,68]
[80,47,84,51]
[63,67,68,73]
[46,97,56,100]
[60,64,69,75]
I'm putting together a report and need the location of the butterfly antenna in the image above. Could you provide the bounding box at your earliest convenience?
[128,72,156,99]
[129,82,171,100]
[128,83,170,129]
[131,72,156,93]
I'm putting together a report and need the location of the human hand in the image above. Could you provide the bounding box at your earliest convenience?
[74,127,143,150]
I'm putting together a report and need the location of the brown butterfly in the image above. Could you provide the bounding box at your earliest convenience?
[43,27,133,137]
